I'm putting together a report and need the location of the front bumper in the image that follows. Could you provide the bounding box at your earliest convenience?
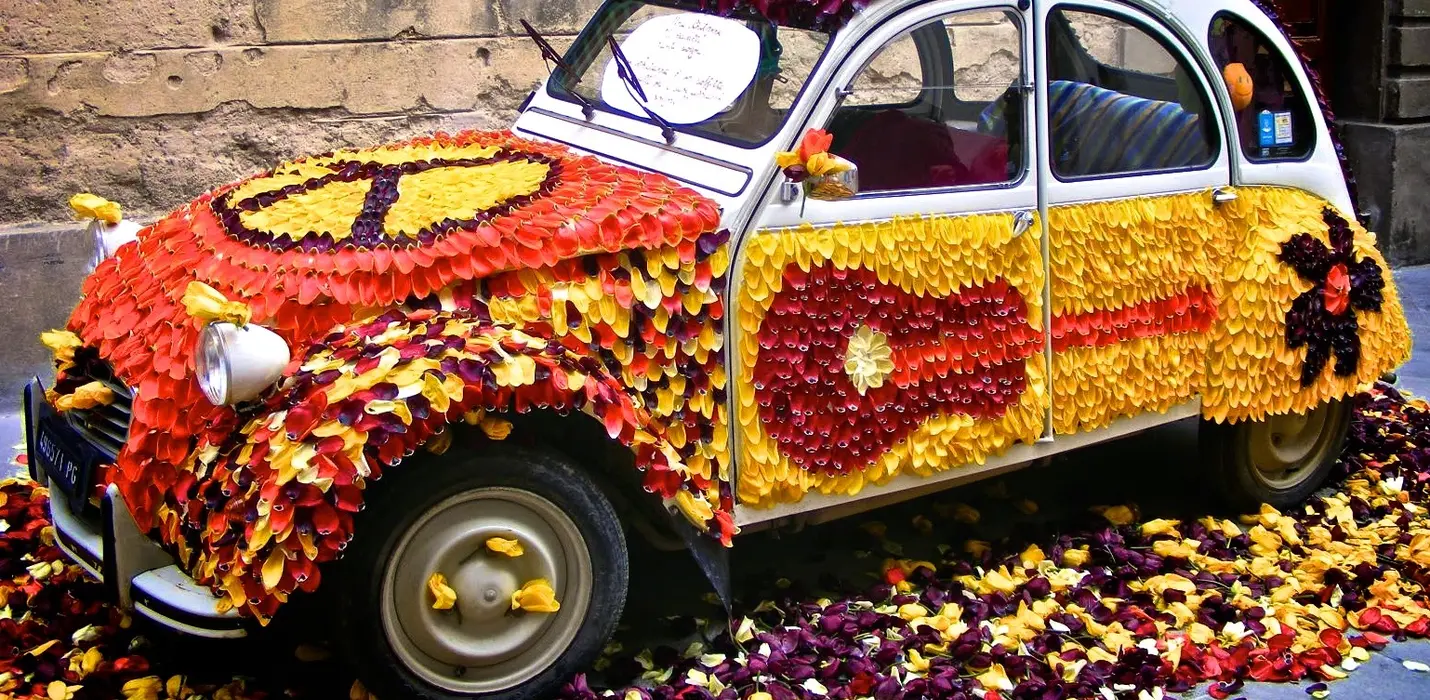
[24,379,249,639]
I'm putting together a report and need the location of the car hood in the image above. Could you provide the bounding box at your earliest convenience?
[62,129,722,529]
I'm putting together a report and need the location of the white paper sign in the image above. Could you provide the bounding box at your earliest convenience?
[600,12,760,125]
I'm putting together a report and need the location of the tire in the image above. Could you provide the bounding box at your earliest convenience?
[332,442,628,700]
[1202,399,1352,512]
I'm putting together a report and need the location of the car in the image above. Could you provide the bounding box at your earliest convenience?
[26,0,1413,698]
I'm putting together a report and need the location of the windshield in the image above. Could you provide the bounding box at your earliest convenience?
[549,0,832,146]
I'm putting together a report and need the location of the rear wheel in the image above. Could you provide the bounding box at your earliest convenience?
[1203,399,1352,511]
[334,443,627,700]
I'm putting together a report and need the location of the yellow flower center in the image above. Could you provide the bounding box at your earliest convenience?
[843,324,895,396]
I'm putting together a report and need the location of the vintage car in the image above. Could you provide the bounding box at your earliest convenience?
[25,0,1412,697]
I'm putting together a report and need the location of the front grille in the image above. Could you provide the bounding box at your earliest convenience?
[63,357,133,459]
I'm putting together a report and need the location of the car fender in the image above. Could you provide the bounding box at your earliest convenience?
[1202,187,1412,424]
[192,297,730,620]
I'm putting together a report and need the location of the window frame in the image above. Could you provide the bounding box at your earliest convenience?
[1043,3,1225,184]
[826,5,1033,200]
[1208,10,1318,165]
[834,20,947,113]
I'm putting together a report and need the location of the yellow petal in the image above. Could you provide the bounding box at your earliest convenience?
[1020,544,1045,567]
[166,676,188,699]
[674,490,714,527]
[1187,622,1216,645]
[1152,539,1195,559]
[40,329,83,363]
[983,568,1019,594]
[1140,519,1181,537]
[479,416,512,440]
[56,380,115,412]
[182,281,251,327]
[806,152,852,177]
[261,548,286,591]
[421,372,451,414]
[349,680,375,700]
[1086,646,1119,664]
[424,430,452,455]
[122,676,163,700]
[69,192,122,224]
[427,573,458,610]
[775,151,802,169]
[905,648,931,672]
[511,578,561,613]
[976,663,1014,691]
[78,647,103,676]
[485,537,524,557]
[1099,505,1136,526]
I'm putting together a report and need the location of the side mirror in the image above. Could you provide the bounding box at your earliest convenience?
[803,156,859,200]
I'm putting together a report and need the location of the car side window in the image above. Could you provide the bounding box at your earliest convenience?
[1045,8,1218,179]
[824,10,1025,194]
[1209,12,1316,161]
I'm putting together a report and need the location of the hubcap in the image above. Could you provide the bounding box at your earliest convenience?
[380,487,593,694]
[1247,402,1343,490]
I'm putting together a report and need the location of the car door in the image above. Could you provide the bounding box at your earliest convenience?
[730,1,1052,516]
[1035,0,1234,436]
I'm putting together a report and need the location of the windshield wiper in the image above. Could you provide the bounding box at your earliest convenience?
[521,19,595,120]
[605,35,676,144]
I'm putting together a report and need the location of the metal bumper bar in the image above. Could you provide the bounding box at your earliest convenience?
[28,379,248,639]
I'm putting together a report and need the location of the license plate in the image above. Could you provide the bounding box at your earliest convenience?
[31,407,100,512]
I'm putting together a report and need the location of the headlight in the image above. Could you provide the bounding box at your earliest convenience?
[87,219,141,271]
[196,322,292,405]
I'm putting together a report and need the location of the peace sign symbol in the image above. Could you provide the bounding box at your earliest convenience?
[212,150,560,253]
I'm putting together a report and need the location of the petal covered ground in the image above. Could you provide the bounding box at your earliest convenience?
[1,386,1429,699]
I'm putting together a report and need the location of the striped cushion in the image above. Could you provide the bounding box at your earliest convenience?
[979,80,1209,176]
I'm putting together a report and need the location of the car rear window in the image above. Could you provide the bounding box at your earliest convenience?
[1209,12,1316,161]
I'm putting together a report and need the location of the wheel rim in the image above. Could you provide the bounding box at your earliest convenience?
[380,487,593,694]
[1247,402,1344,491]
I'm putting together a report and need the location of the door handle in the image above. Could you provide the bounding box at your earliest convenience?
[779,179,801,204]
[1212,187,1239,205]
[1012,210,1036,239]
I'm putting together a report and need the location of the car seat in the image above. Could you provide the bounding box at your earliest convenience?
[980,80,1210,176]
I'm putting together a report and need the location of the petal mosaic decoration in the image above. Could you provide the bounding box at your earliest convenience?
[734,211,1049,507]
[1048,189,1409,433]
[1203,188,1409,423]
[1278,208,1386,386]
[751,265,1041,475]
[45,115,1408,622]
[1046,193,1232,435]
[697,0,872,32]
[736,188,1409,510]
[50,130,729,619]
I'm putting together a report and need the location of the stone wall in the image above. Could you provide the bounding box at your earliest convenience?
[0,0,602,228]
[1328,0,1430,267]
[0,1,1142,231]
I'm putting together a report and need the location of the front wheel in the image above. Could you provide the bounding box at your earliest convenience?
[1202,399,1352,512]
[333,444,628,700]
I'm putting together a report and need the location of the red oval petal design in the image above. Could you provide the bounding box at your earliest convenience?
[752,262,1041,475]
